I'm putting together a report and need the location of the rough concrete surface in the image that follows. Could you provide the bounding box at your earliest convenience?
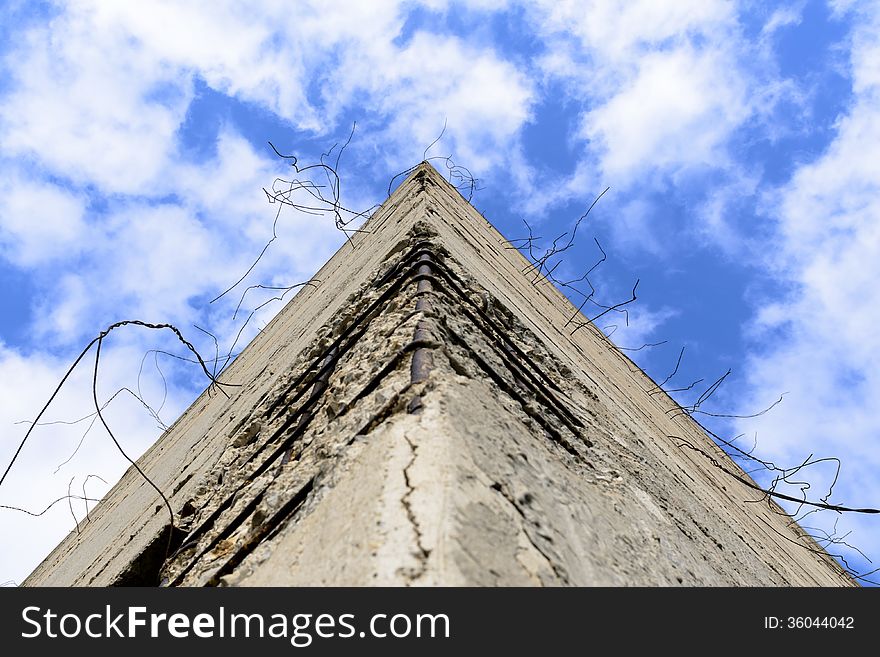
[25,163,853,586]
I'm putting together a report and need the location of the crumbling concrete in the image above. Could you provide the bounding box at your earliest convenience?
[24,163,853,586]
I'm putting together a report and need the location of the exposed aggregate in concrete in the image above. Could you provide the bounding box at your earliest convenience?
[25,164,853,587]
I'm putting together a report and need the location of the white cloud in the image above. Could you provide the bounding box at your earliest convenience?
[0,12,188,195]
[608,305,678,352]
[1,0,535,192]
[735,4,880,570]
[0,342,99,585]
[28,273,92,343]
[740,87,880,453]
[599,197,662,255]
[0,337,195,585]
[511,0,830,272]
[582,45,749,178]
[507,0,765,239]
[17,128,349,349]
[327,30,534,171]
[0,171,87,266]
[80,0,320,128]
[695,168,762,256]
[761,4,804,38]
[0,0,531,341]
[533,0,734,70]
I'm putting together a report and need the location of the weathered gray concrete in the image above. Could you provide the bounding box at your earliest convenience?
[25,163,853,586]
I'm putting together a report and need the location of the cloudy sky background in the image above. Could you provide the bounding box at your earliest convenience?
[1,0,878,585]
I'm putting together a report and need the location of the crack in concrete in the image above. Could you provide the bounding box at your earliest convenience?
[401,433,430,582]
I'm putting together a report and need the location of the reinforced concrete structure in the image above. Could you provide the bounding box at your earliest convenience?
[26,163,852,586]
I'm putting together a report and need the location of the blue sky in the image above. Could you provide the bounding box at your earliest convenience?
[1,0,878,585]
